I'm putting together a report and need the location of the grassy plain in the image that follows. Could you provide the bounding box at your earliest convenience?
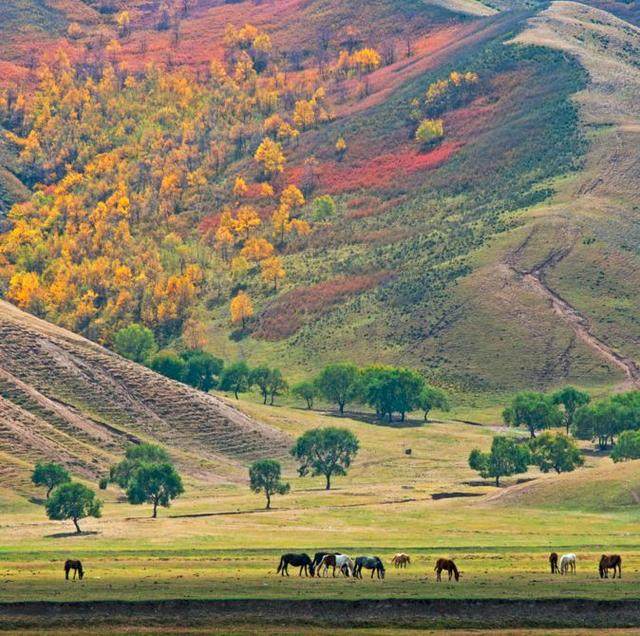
[2,399,640,611]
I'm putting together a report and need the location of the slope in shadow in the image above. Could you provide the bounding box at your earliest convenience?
[0,300,290,490]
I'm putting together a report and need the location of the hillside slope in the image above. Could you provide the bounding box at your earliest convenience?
[0,300,290,495]
[1,0,640,395]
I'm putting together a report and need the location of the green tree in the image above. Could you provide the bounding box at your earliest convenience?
[292,381,318,409]
[291,427,359,490]
[250,366,272,404]
[266,368,288,406]
[573,400,627,449]
[529,432,584,474]
[316,363,361,415]
[126,463,184,518]
[181,350,223,392]
[149,351,186,381]
[113,324,157,363]
[109,443,171,489]
[611,430,640,462]
[219,361,251,399]
[31,461,70,499]
[312,195,336,221]
[45,482,102,533]
[552,386,590,434]
[249,459,290,509]
[503,392,562,438]
[468,436,530,487]
[362,367,424,422]
[418,385,450,422]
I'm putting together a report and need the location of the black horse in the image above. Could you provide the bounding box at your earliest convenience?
[276,553,315,577]
[313,552,334,571]
[64,559,84,580]
[354,556,385,579]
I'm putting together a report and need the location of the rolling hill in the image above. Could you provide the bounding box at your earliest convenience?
[0,299,290,496]
[0,0,639,397]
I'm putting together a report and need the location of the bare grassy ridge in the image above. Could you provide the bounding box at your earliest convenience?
[0,300,290,491]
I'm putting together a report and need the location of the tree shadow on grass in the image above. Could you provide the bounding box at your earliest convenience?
[229,328,250,341]
[28,496,46,506]
[462,477,537,488]
[45,531,100,539]
[325,410,424,429]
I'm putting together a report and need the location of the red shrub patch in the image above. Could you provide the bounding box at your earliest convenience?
[300,141,461,194]
[255,270,394,340]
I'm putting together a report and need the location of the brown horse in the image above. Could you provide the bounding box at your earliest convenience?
[392,553,411,568]
[549,552,559,574]
[599,554,622,579]
[64,560,84,580]
[434,558,459,582]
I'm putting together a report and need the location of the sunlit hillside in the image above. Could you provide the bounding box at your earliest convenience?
[0,0,639,396]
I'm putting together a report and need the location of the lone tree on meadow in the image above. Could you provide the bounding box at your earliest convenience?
[292,380,318,409]
[611,430,640,462]
[362,366,424,422]
[503,392,562,438]
[572,400,626,449]
[109,443,171,489]
[220,361,252,399]
[316,363,361,414]
[552,386,590,434]
[45,482,102,533]
[249,459,290,509]
[250,367,288,405]
[126,462,184,518]
[31,461,70,499]
[528,432,584,474]
[468,436,530,487]
[291,427,359,490]
[419,385,450,422]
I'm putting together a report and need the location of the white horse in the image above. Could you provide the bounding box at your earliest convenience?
[319,553,354,577]
[560,553,576,574]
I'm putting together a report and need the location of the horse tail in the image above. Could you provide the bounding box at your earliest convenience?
[276,556,285,574]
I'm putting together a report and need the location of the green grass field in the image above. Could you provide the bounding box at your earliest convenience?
[2,399,639,612]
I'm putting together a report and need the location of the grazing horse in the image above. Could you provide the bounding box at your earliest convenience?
[276,553,315,577]
[560,553,576,575]
[599,554,622,579]
[319,553,354,577]
[354,556,385,579]
[434,558,459,582]
[549,552,559,574]
[64,560,84,580]
[312,552,334,572]
[392,553,411,568]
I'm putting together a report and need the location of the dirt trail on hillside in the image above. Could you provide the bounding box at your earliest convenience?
[504,1,640,386]
[507,243,640,386]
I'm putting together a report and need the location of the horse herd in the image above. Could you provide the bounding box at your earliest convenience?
[62,552,623,581]
[549,552,623,579]
[274,552,624,581]
[276,552,460,581]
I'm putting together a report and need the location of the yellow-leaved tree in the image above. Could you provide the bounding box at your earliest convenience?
[254,138,285,179]
[260,256,285,290]
[230,290,254,329]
